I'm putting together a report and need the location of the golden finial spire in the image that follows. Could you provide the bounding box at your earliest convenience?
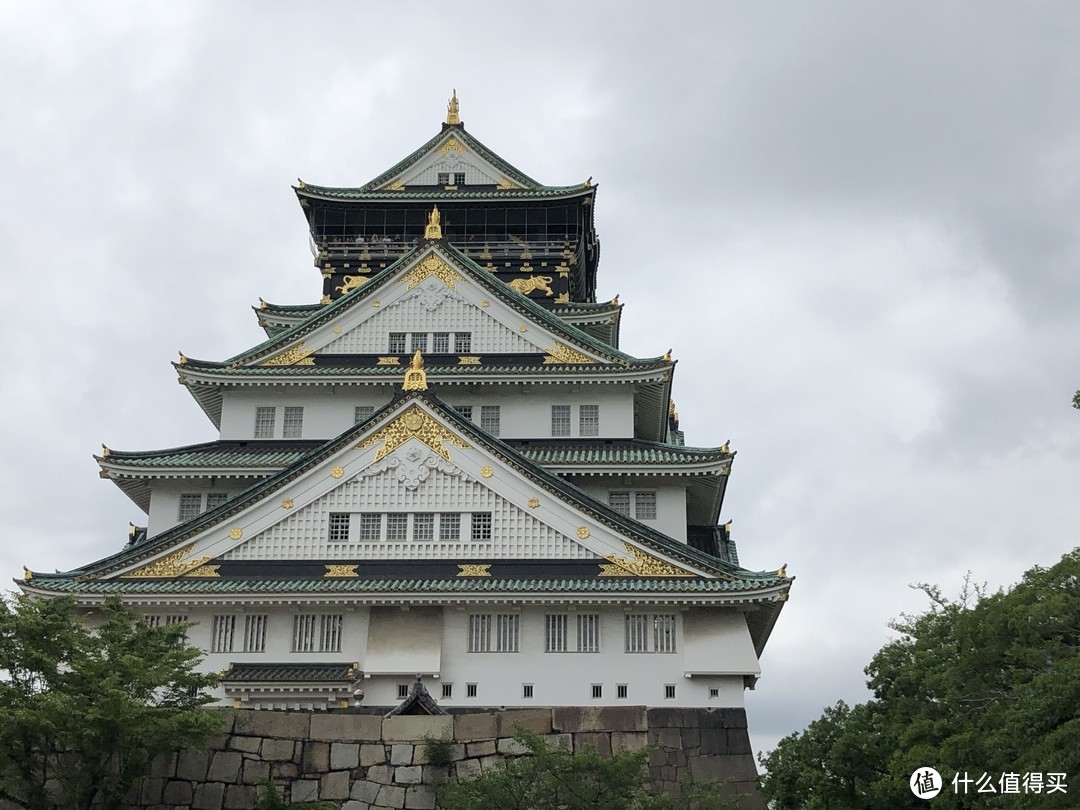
[22,566,32,582]
[101,444,111,458]
[425,205,443,239]
[403,350,428,391]
[446,89,460,125]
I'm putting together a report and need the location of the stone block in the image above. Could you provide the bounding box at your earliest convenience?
[366,764,393,783]
[192,782,226,810]
[453,711,496,741]
[361,743,387,765]
[454,758,482,781]
[149,752,178,778]
[343,802,372,810]
[311,712,383,742]
[655,727,682,749]
[291,779,320,803]
[272,762,299,779]
[206,734,231,751]
[321,770,351,800]
[302,741,330,774]
[405,785,437,809]
[611,731,649,753]
[177,750,210,782]
[228,735,262,753]
[574,732,612,757]
[466,740,496,757]
[543,733,573,750]
[208,750,243,783]
[213,708,237,735]
[383,715,453,742]
[496,708,552,737]
[390,743,413,765]
[699,727,726,756]
[352,780,382,802]
[723,708,748,729]
[242,759,271,784]
[233,710,311,739]
[422,764,451,782]
[689,753,757,783]
[375,784,406,808]
[646,707,685,728]
[479,754,502,773]
[223,784,257,810]
[553,705,646,733]
[332,742,361,769]
[726,728,752,755]
[163,781,194,805]
[140,777,164,805]
[496,736,530,756]
[261,737,297,761]
[682,727,701,749]
[414,741,464,764]
[395,765,423,784]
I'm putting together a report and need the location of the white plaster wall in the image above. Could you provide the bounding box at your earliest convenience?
[218,386,395,440]
[576,478,688,544]
[147,479,253,538]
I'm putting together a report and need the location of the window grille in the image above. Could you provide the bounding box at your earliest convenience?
[388,333,406,353]
[591,684,603,699]
[466,683,477,698]
[453,333,472,353]
[293,615,318,652]
[551,405,571,437]
[354,405,375,423]
[211,615,235,653]
[327,513,351,544]
[409,332,427,352]
[145,615,162,628]
[437,172,450,185]
[439,513,460,541]
[177,494,202,522]
[254,406,276,438]
[577,614,600,652]
[243,615,267,652]
[398,684,409,699]
[442,683,453,699]
[282,406,304,439]
[453,405,473,420]
[164,615,186,626]
[468,614,491,652]
[480,405,500,436]
[205,492,229,511]
[625,614,649,653]
[617,684,628,699]
[579,404,599,437]
[608,492,631,517]
[432,332,450,353]
[654,614,676,653]
[665,684,676,700]
[545,614,567,652]
[635,492,657,521]
[496,614,519,652]
[320,615,343,652]
[386,513,409,542]
[454,172,466,186]
[358,513,381,542]
[471,512,492,542]
[709,687,719,699]
[522,684,534,699]
[413,513,434,542]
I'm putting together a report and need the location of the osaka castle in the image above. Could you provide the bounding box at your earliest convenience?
[20,93,791,713]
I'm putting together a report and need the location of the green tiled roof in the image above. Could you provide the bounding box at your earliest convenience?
[298,186,591,201]
[99,440,321,470]
[179,359,669,378]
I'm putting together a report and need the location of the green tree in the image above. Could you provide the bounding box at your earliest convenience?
[0,594,221,810]
[759,549,1080,809]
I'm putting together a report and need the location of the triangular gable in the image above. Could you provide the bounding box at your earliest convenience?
[100,395,721,581]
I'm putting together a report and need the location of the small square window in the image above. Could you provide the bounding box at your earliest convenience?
[608,492,631,517]
[454,172,466,186]
[409,332,427,352]
[453,405,473,420]
[254,406,276,438]
[327,513,351,544]
[414,513,434,542]
[397,684,409,700]
[282,406,304,439]
[617,684,628,699]
[354,405,375,424]
[386,513,409,542]
[358,513,382,542]
[591,684,603,700]
[522,684,534,699]
[579,404,599,437]
[480,405,500,436]
[551,405,571,437]
[177,494,202,522]
[665,684,676,700]
[709,687,719,699]
[454,333,472,353]
[466,683,477,698]
[635,492,657,521]
[205,492,229,511]
[437,172,450,185]
[442,683,453,699]
[471,512,492,542]
[439,513,461,541]
[432,332,450,353]
[388,333,406,353]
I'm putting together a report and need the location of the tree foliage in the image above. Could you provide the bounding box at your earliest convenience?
[759,549,1080,809]
[0,594,221,810]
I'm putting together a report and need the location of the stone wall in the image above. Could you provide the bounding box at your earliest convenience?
[129,707,763,810]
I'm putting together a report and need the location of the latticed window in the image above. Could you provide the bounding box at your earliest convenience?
[211,615,235,653]
[617,684,628,699]
[354,405,375,423]
[480,405,500,436]
[545,614,567,652]
[164,615,186,626]
[654,614,676,653]
[440,513,460,541]
[454,172,466,186]
[410,332,427,352]
[205,492,229,511]
[327,513,351,544]
[577,614,601,652]
[635,492,657,521]
[432,332,450,353]
[468,614,491,652]
[243,615,267,652]
[551,405,571,437]
[665,684,676,699]
[471,512,492,542]
[522,684,534,699]
[437,172,450,185]
[292,615,342,652]
[282,406,304,439]
[177,494,202,522]
[442,683,453,699]
[625,614,650,653]
[388,333,406,353]
[453,405,473,420]
[466,683,477,698]
[386,513,409,542]
[398,684,409,699]
[293,615,317,652]
[453,333,472,353]
[592,684,603,699]
[358,513,382,542]
[321,615,343,652]
[579,404,599,437]
[608,492,631,517]
[496,615,519,652]
[414,513,434,542]
[254,406,276,438]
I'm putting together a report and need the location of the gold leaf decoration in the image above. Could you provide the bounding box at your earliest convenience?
[357,405,469,462]
[543,341,595,365]
[336,276,366,295]
[120,544,211,579]
[598,542,694,578]
[577,527,590,539]
[281,498,294,509]
[382,179,405,191]
[457,564,491,577]
[496,176,520,190]
[437,134,467,155]
[330,466,345,479]
[261,342,315,366]
[528,498,540,509]
[183,564,220,578]
[480,466,493,478]
[229,528,243,540]
[401,253,463,291]
[458,356,481,365]
[325,564,359,578]
[376,356,401,366]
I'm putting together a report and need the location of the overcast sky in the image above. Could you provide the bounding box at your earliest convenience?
[3,1,1080,759]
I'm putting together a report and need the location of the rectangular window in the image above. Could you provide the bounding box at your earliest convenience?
[254,406,276,438]
[358,513,382,542]
[608,492,631,517]
[164,615,186,626]
[282,406,304,439]
[205,492,229,511]
[454,333,472,353]
[551,404,571,437]
[414,513,434,542]
[625,614,649,653]
[388,333,406,353]
[386,513,409,542]
[471,512,492,542]
[211,615,235,653]
[592,684,603,699]
[545,614,567,653]
[496,614,520,652]
[320,615,343,653]
[442,683,453,699]
[177,494,202,522]
[635,492,657,521]
[577,614,600,653]
[453,405,473,420]
[327,513,351,544]
[522,684,534,699]
[293,614,317,652]
[409,332,427,352]
[617,684,628,699]
[467,683,477,698]
[243,615,267,653]
[440,513,460,541]
[480,405,500,436]
[665,684,676,700]
[432,332,450,353]
[398,683,409,699]
[437,172,450,185]
[654,614,676,653]
[145,615,162,628]
[354,405,375,423]
[709,687,719,699]
[579,404,599,437]
[468,614,491,653]
[454,172,466,186]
